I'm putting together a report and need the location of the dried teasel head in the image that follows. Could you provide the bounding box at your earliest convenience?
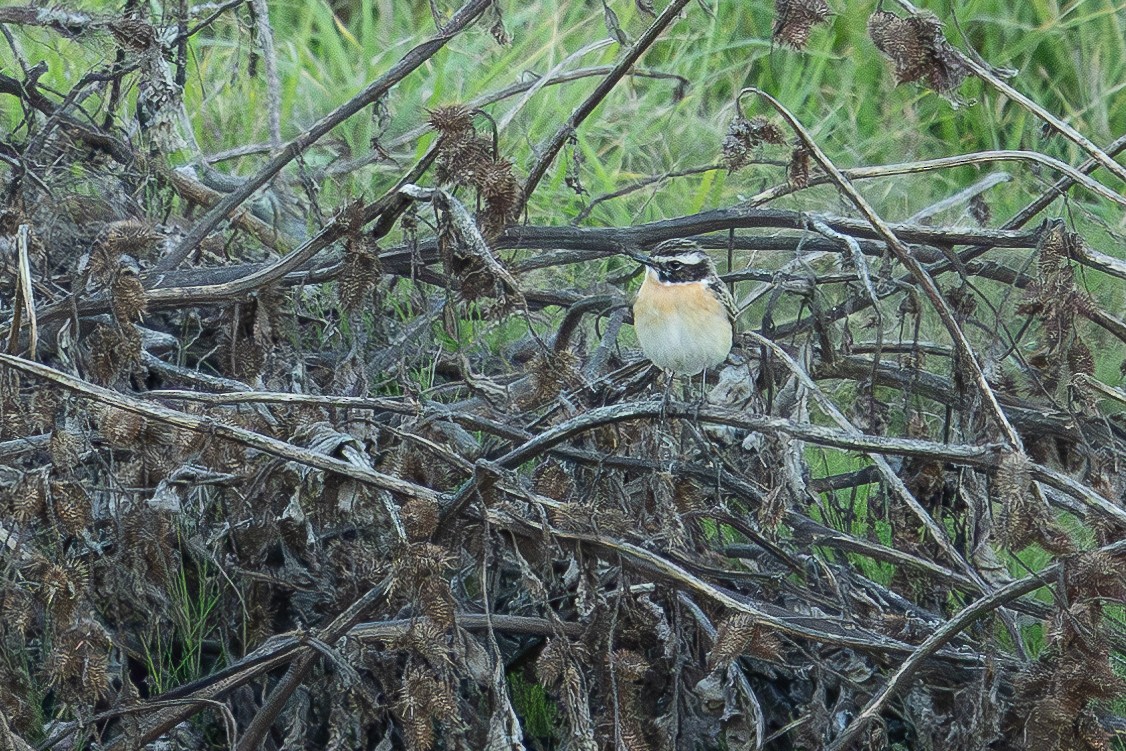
[707,613,782,672]
[721,115,786,173]
[773,0,832,50]
[111,262,148,324]
[50,479,92,537]
[1065,550,1126,602]
[101,218,162,258]
[84,323,142,386]
[94,403,145,448]
[520,350,581,408]
[12,470,48,523]
[428,104,475,138]
[992,451,1032,548]
[31,557,89,623]
[993,452,1074,553]
[396,660,460,751]
[1,584,35,637]
[109,17,158,51]
[787,145,811,189]
[45,617,112,703]
[400,496,441,541]
[48,425,84,472]
[1037,221,1071,274]
[391,542,458,629]
[533,461,575,502]
[396,616,451,667]
[339,234,383,314]
[867,10,969,93]
[476,158,521,239]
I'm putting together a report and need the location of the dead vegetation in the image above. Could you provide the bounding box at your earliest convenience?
[1,1,1125,750]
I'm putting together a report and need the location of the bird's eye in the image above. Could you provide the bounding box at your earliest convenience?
[666,261,682,271]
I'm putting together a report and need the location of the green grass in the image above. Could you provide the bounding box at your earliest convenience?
[8,0,1125,233]
[140,539,223,695]
[507,671,558,742]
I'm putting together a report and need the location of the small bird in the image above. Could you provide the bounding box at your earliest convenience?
[629,239,736,377]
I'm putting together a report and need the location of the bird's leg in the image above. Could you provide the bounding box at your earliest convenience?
[661,369,675,419]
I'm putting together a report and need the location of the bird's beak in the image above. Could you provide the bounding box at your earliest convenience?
[624,249,654,267]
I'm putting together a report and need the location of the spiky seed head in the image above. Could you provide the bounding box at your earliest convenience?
[427,105,475,136]
[339,235,382,314]
[51,480,92,536]
[96,404,145,447]
[868,10,968,92]
[401,497,441,541]
[101,219,162,258]
[721,116,786,172]
[788,145,811,189]
[533,461,575,502]
[109,18,158,50]
[773,0,832,50]
[111,271,148,323]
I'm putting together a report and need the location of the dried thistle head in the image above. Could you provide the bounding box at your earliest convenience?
[427,104,475,138]
[339,234,383,314]
[111,265,148,323]
[100,218,162,259]
[45,617,112,703]
[707,613,782,671]
[95,403,145,448]
[109,17,158,51]
[84,323,142,386]
[520,350,581,408]
[787,145,811,189]
[50,479,92,536]
[868,10,969,93]
[533,461,575,502]
[400,497,441,541]
[721,115,787,173]
[773,0,832,50]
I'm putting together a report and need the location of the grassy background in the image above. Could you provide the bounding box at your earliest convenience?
[9,0,1125,229]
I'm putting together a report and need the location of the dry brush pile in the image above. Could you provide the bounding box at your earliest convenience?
[1,1,1126,750]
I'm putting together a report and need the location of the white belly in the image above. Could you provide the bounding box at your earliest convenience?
[633,278,732,375]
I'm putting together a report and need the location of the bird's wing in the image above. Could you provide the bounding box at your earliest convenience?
[708,277,738,331]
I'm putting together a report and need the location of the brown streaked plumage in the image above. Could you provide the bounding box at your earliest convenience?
[630,239,736,376]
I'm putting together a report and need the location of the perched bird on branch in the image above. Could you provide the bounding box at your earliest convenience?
[629,238,736,379]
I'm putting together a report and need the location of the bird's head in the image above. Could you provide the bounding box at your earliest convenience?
[627,239,716,284]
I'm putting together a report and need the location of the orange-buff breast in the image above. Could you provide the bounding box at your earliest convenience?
[633,274,732,375]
